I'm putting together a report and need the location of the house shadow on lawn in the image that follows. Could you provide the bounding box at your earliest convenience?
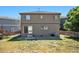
[8,35,62,41]
[66,36,79,42]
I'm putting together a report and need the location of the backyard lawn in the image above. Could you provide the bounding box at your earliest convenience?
[0,35,79,53]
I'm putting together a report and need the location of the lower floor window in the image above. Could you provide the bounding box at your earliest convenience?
[24,26,33,34]
[41,26,48,30]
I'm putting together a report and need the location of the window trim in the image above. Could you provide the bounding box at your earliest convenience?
[40,15,43,19]
[53,15,55,20]
[26,15,31,20]
[41,26,48,30]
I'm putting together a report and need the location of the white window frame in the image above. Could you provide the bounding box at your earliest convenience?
[44,26,48,30]
[28,26,32,34]
[26,15,30,20]
[41,26,48,30]
[40,15,43,19]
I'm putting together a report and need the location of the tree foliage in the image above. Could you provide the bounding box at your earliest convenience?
[64,6,79,32]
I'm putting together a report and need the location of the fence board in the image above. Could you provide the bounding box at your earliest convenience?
[60,31,79,38]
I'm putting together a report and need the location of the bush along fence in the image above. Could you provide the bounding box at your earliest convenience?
[60,31,79,38]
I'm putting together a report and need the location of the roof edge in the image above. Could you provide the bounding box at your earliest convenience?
[19,12,61,15]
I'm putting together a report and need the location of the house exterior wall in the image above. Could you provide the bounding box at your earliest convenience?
[21,23,59,36]
[21,15,60,23]
[20,12,61,36]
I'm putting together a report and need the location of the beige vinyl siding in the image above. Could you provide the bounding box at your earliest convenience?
[22,23,59,36]
[21,15,59,24]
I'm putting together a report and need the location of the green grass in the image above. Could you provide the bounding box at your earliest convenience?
[0,35,79,53]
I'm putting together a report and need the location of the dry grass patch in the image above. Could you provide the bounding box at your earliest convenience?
[0,35,79,53]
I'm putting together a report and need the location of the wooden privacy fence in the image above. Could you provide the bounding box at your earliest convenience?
[0,28,21,36]
[3,31,20,36]
[60,31,79,38]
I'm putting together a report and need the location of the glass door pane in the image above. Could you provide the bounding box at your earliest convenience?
[24,26,28,33]
[28,26,32,34]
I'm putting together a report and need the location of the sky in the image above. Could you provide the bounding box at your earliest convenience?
[0,6,75,19]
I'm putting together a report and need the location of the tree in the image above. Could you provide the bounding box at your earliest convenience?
[64,6,79,32]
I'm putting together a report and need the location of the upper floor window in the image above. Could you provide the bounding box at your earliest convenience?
[26,15,30,20]
[55,15,59,20]
[53,15,55,20]
[40,15,43,19]
[53,15,59,20]
[21,15,26,20]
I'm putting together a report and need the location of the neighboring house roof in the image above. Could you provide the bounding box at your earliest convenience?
[19,11,61,15]
[0,16,20,26]
[0,16,18,20]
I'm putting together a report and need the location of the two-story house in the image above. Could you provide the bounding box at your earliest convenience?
[19,11,61,38]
